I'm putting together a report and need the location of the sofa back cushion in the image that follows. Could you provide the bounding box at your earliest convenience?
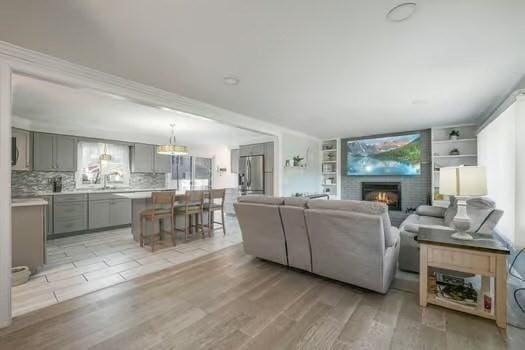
[283,197,308,207]
[238,195,284,206]
[279,205,311,271]
[305,209,385,292]
[234,202,288,265]
[306,199,395,247]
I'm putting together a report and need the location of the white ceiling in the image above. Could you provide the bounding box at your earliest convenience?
[2,1,525,138]
[12,74,270,147]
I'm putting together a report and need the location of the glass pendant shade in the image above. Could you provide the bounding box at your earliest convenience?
[99,144,112,161]
[158,123,188,155]
[157,144,188,155]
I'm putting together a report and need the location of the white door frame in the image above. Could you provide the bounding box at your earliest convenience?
[0,62,12,328]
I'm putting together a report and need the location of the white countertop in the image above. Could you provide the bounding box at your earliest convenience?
[13,188,178,198]
[115,191,185,199]
[12,198,49,207]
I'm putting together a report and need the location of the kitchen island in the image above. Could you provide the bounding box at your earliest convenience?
[116,191,211,242]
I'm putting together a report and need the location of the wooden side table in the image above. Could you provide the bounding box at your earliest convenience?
[418,227,510,328]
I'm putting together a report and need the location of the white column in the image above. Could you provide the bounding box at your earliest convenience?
[0,62,12,328]
[515,95,525,248]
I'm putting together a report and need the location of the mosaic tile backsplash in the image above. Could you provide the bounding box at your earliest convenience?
[12,171,167,196]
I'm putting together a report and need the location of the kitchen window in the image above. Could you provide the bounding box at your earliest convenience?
[171,156,212,190]
[76,141,130,189]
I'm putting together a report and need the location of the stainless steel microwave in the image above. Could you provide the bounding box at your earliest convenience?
[11,136,17,166]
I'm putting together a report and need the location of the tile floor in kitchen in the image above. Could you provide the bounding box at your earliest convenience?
[12,215,242,317]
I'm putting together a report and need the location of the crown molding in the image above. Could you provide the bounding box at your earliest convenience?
[0,40,319,142]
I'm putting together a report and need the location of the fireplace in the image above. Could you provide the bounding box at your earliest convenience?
[362,182,401,211]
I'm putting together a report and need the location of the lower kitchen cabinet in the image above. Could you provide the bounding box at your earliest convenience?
[52,194,88,235]
[89,200,111,229]
[89,196,131,230]
[109,199,132,226]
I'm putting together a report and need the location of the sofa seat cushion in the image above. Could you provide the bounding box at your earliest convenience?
[307,199,396,248]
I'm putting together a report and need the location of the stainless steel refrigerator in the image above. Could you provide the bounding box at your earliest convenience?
[239,155,264,195]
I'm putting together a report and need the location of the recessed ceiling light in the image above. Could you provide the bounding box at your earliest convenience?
[223,76,240,85]
[386,2,417,22]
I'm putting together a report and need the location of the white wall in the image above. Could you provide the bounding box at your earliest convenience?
[478,96,525,247]
[279,132,321,196]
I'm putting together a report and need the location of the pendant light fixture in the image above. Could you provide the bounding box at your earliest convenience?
[157,123,188,155]
[99,143,112,161]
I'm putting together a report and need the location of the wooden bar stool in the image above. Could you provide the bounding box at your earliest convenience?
[139,192,175,251]
[204,189,226,236]
[174,190,205,241]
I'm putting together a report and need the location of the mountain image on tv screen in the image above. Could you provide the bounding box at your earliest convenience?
[347,133,421,176]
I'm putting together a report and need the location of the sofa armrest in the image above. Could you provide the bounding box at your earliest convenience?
[389,226,400,247]
[416,205,447,218]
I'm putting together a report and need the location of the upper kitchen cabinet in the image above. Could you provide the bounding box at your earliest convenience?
[55,135,77,171]
[264,142,274,172]
[33,132,77,172]
[131,143,155,173]
[239,143,265,157]
[154,152,172,173]
[12,128,31,171]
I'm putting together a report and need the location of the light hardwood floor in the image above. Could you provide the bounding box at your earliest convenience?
[1,244,523,350]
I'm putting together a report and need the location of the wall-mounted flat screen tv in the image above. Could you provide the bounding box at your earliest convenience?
[346,133,421,176]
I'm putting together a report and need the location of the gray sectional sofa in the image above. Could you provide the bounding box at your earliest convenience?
[398,197,504,273]
[234,196,400,294]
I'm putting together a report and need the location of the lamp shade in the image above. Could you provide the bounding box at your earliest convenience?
[439,166,487,196]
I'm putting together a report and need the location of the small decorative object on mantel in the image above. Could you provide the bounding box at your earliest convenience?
[449,129,460,140]
[449,148,460,156]
[293,155,304,167]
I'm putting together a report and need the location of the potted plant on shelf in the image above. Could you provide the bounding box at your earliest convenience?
[293,155,304,167]
[449,129,460,140]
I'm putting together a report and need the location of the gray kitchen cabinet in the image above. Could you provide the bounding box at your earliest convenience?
[89,200,111,230]
[239,143,265,157]
[239,145,250,157]
[89,194,131,230]
[33,132,77,171]
[230,149,239,173]
[264,172,274,196]
[109,199,132,226]
[250,143,265,156]
[264,142,274,172]
[55,135,77,171]
[33,133,55,171]
[132,143,155,173]
[53,194,88,235]
[154,152,172,173]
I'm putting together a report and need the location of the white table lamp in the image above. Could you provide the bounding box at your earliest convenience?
[439,166,487,240]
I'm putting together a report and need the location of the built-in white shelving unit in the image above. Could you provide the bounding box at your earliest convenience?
[431,124,478,207]
[321,139,341,199]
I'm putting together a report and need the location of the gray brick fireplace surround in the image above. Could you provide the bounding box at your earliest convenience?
[341,129,432,226]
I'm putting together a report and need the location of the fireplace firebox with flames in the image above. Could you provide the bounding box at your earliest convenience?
[361,182,401,211]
